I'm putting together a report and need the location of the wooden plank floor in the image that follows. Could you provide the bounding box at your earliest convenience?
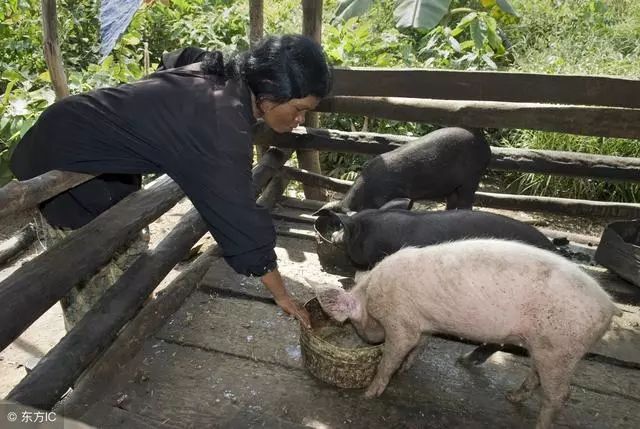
[70,210,640,428]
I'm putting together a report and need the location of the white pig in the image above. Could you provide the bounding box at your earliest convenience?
[307,239,621,429]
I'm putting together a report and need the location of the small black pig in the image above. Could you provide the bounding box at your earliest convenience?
[316,127,491,214]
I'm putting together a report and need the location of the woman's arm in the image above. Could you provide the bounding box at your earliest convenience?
[261,269,311,328]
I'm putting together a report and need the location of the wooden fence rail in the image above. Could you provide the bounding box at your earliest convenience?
[261,126,640,182]
[316,97,640,140]
[282,166,640,218]
[0,171,94,219]
[0,175,184,353]
[6,207,209,410]
[329,67,640,108]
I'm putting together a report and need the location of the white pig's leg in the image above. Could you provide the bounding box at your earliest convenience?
[532,351,579,429]
[506,364,540,403]
[364,329,422,398]
[399,336,426,373]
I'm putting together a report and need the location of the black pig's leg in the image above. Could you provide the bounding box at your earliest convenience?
[445,192,458,210]
[458,343,504,366]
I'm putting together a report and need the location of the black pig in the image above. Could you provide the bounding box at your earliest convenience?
[316,127,491,214]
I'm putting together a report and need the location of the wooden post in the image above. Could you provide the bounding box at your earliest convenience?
[249,0,264,49]
[257,173,290,209]
[0,175,185,353]
[41,0,69,99]
[6,208,209,410]
[299,0,326,201]
[251,147,292,197]
[249,0,269,160]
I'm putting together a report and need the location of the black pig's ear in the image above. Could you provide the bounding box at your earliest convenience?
[379,198,413,211]
[314,209,349,241]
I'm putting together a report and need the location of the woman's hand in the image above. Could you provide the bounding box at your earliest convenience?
[274,295,312,329]
[261,268,312,329]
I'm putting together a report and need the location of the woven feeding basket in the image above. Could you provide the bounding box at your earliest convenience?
[300,297,383,389]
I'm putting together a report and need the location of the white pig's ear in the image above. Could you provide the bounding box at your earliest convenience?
[316,287,359,323]
[304,277,359,322]
[379,198,413,211]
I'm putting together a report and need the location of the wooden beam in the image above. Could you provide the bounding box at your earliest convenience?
[256,125,640,182]
[6,208,208,409]
[315,96,640,140]
[473,192,640,218]
[41,0,69,99]
[58,245,222,419]
[251,147,292,197]
[489,147,640,182]
[0,171,94,220]
[282,166,350,193]
[299,0,325,201]
[282,166,640,218]
[249,0,268,160]
[249,0,263,48]
[0,175,185,353]
[256,173,289,210]
[329,67,640,108]
[0,225,36,267]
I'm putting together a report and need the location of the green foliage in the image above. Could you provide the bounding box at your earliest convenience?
[0,0,249,186]
[497,130,640,203]
[333,0,517,30]
[1,0,639,201]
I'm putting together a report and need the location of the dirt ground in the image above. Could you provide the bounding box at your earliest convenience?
[1,195,639,428]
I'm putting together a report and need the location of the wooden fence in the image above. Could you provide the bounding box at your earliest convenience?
[1,66,639,411]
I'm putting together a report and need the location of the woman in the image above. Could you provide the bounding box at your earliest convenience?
[11,34,332,328]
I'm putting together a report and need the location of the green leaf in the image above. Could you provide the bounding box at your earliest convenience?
[394,0,452,30]
[333,0,375,23]
[456,12,477,29]
[2,69,22,82]
[470,19,485,50]
[480,0,496,7]
[496,0,517,16]
[37,71,51,82]
[482,53,498,69]
[448,36,461,52]
[459,40,475,50]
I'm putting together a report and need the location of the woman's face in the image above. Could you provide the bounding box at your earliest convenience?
[255,95,321,133]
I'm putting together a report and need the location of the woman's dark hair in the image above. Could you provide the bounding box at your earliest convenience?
[201,35,332,102]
